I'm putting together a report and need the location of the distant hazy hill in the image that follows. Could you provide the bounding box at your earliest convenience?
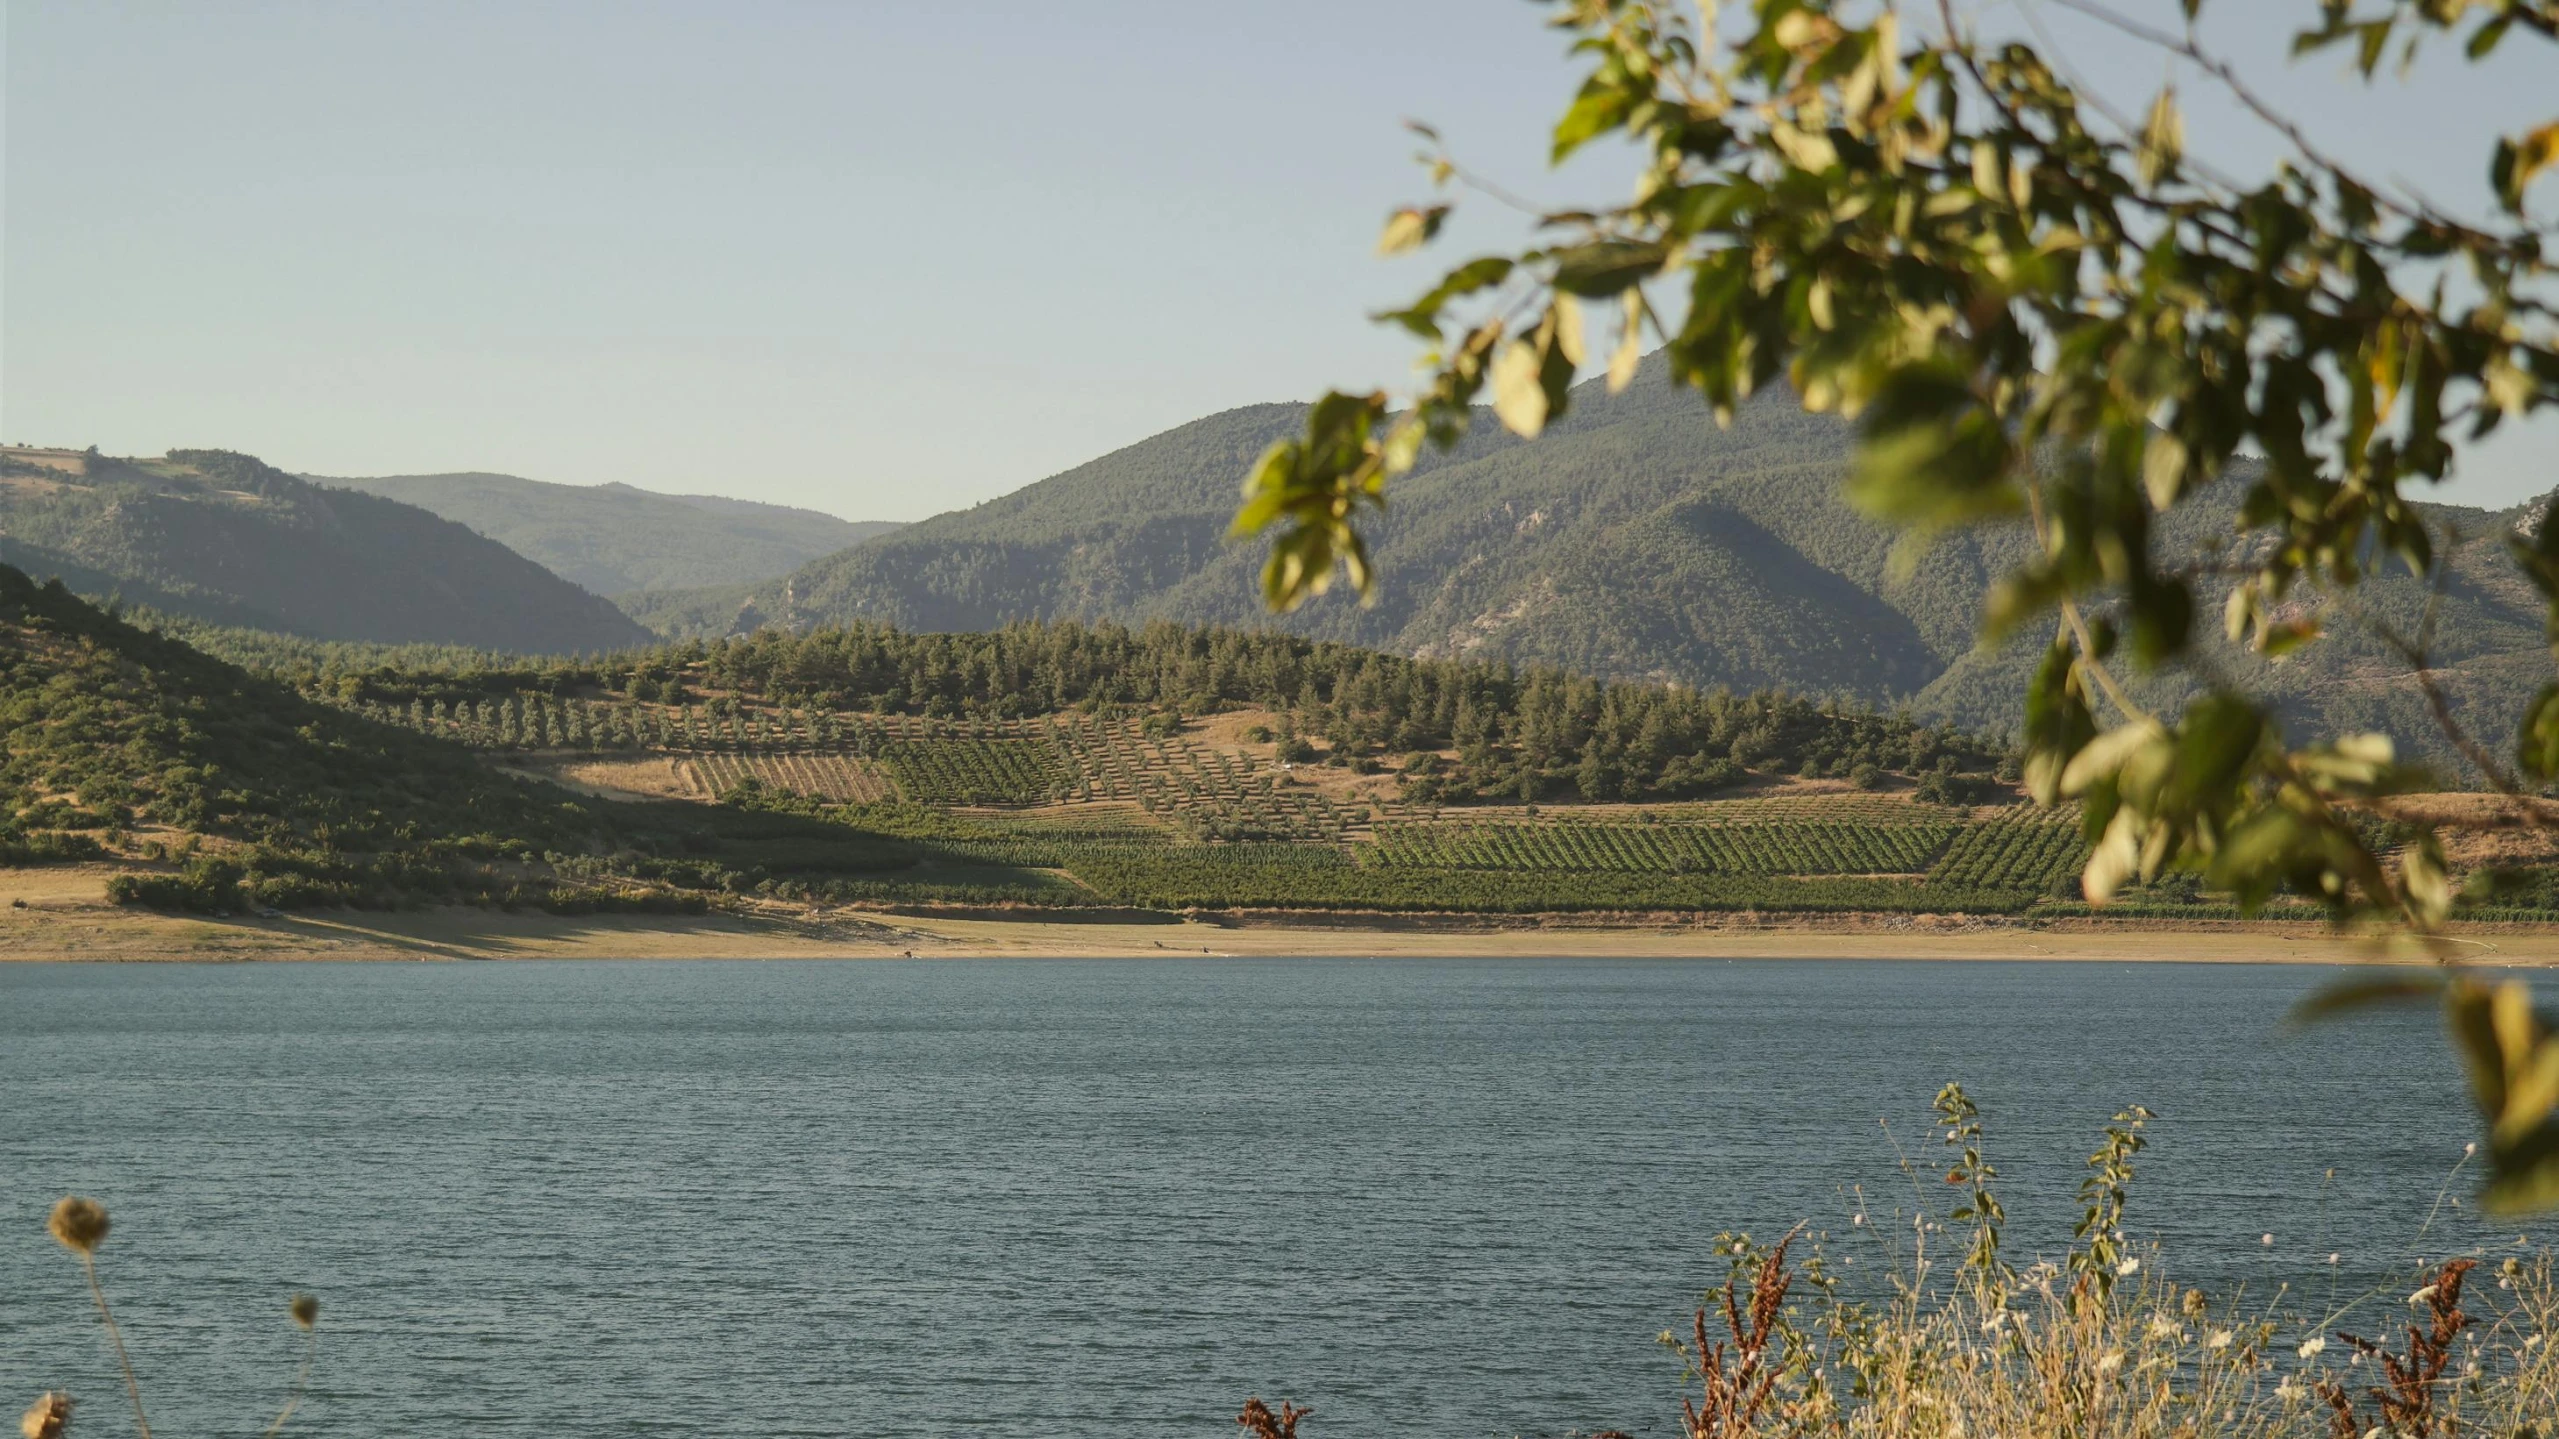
[674,358,2552,769]
[317,470,901,596]
[0,446,652,652]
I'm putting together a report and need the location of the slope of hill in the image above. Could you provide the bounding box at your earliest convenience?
[19,573,2554,929]
[0,446,653,652]
[317,470,901,595]
[0,562,951,912]
[673,360,2553,771]
[0,561,589,892]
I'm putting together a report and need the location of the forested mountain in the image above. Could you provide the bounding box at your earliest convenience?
[317,469,901,596]
[0,446,652,652]
[668,358,2553,772]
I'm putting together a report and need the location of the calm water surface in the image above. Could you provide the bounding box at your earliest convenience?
[0,958,2539,1436]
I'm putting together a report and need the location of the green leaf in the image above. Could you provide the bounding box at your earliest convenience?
[2496,121,2559,213]
[2141,431,2189,510]
[2481,1128,2559,1214]
[2521,685,2559,780]
[1372,257,1516,340]
[1377,205,1448,256]
[2257,617,2321,659]
[1550,239,1671,297]
[2021,641,2096,805]
[2286,972,2446,1027]
[2136,86,2184,187]
[1846,364,2022,533]
[1606,288,1644,394]
[1491,339,1549,437]
[1552,73,1637,163]
[2451,979,2524,1133]
[2497,119,2559,212]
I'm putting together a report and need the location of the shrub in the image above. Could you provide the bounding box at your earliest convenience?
[107,856,246,913]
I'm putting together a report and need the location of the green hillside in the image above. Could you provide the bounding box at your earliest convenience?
[316,470,901,596]
[19,577,2550,924]
[671,359,2552,774]
[0,562,1015,913]
[0,562,604,904]
[0,446,652,652]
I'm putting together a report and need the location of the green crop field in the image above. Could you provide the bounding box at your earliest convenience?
[1369,820,1958,875]
[318,693,2229,917]
[87,612,2406,923]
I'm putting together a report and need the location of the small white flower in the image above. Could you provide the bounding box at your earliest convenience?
[2298,1337,2327,1359]
[2275,1379,2304,1402]
[2116,1256,2140,1276]
[1852,1213,1865,1226]
[2146,1316,2180,1341]
[2327,1253,2341,1266]
[2206,1329,2234,1350]
[2466,1141,2478,1156]
[2262,1233,2275,1247]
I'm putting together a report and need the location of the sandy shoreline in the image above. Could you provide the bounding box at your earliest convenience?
[4,865,2556,964]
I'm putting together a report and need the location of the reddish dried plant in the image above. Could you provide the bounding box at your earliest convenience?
[2317,1257,2477,1439]
[1235,1397,1311,1439]
[1681,1228,1800,1439]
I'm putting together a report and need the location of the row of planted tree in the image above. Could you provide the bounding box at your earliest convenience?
[346,695,1046,755]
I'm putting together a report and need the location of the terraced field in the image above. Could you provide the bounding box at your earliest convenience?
[1047,713,1364,842]
[340,690,2175,916]
[1369,820,1959,875]
[686,752,896,803]
[1926,813,2088,891]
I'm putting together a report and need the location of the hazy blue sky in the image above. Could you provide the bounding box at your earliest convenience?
[3,2,2551,520]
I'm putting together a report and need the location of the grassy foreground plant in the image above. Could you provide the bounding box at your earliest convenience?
[24,1197,319,1439]
[1246,1088,2559,1436]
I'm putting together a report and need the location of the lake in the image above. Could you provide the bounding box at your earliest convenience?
[0,958,2536,1436]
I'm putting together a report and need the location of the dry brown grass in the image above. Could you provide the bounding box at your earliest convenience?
[1243,1094,2559,1439]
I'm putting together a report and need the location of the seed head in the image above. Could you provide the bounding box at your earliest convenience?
[290,1293,319,1330]
[19,1393,72,1439]
[46,1198,107,1256]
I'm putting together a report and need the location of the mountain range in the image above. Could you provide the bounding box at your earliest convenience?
[315,470,902,596]
[13,356,2551,772]
[0,446,651,652]
[622,359,2554,770]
